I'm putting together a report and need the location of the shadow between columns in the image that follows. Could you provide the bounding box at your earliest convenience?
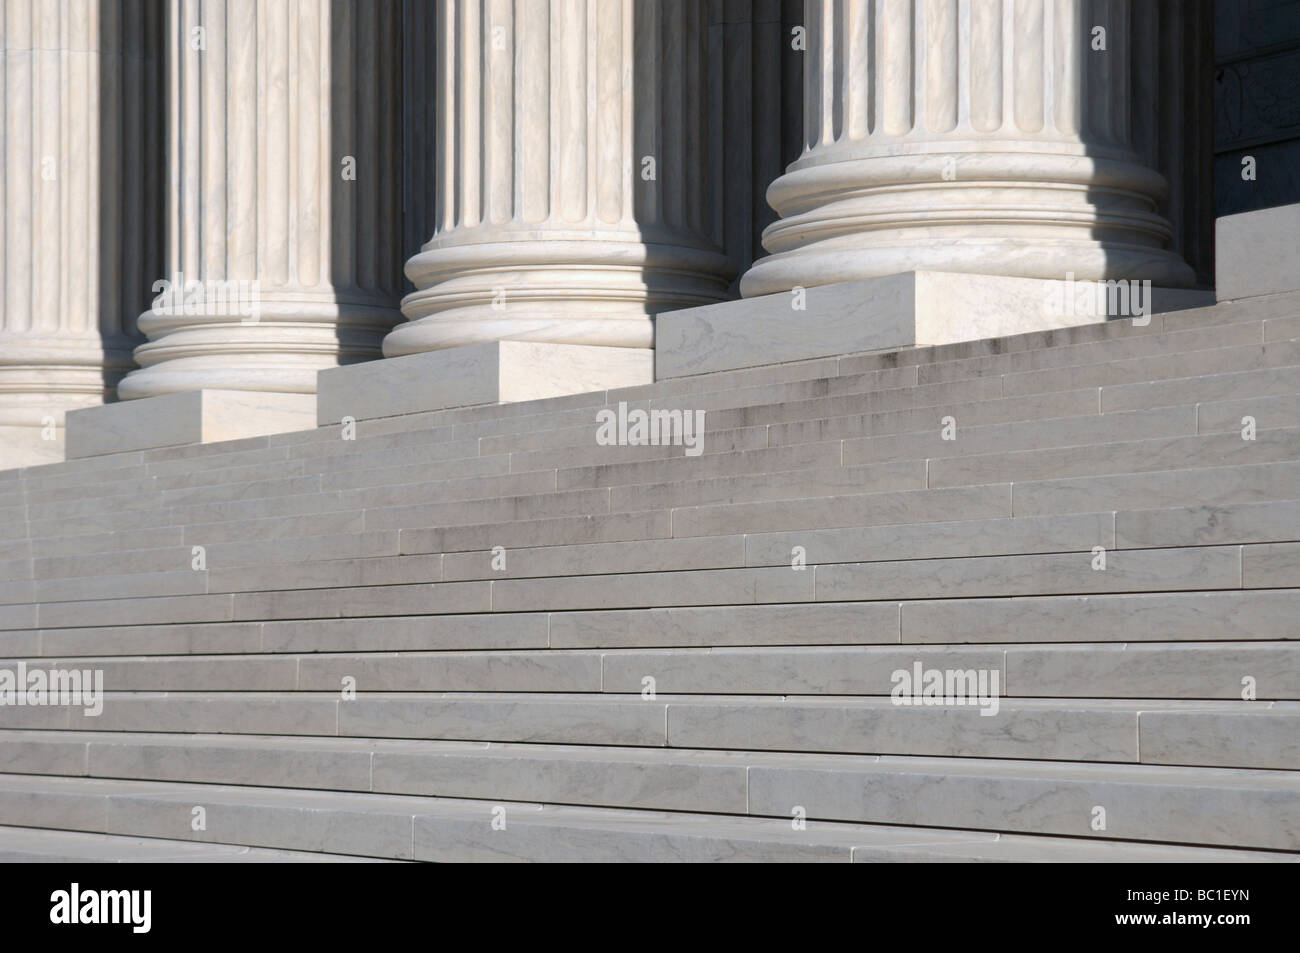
[1085,0,1213,292]
[98,0,166,402]
[327,0,434,369]
[633,0,805,346]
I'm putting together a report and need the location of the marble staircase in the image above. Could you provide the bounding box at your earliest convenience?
[0,290,1298,861]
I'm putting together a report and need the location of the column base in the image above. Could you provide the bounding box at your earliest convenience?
[316,342,654,425]
[656,271,1214,379]
[65,391,317,459]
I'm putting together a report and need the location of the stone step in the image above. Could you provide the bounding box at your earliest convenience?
[846,404,1193,465]
[593,429,1300,512]
[5,641,1296,702]
[1104,361,1300,413]
[672,461,1300,537]
[663,319,1279,408]
[5,546,1294,642]
[836,291,1300,378]
[603,642,1300,702]
[661,334,1279,427]
[907,320,1275,385]
[27,434,1289,569]
[6,292,1295,495]
[0,727,1293,814]
[9,357,1300,544]
[746,751,1300,852]
[844,391,1300,466]
[1009,459,1300,518]
[0,690,1290,767]
[0,756,1296,856]
[635,363,1296,454]
[10,315,1297,508]
[0,773,1252,863]
[927,426,1300,489]
[7,587,1298,659]
[999,340,1300,398]
[286,292,1300,448]
[0,825,385,862]
[5,296,1300,863]
[264,308,1244,450]
[10,538,1259,611]
[290,335,1296,455]
[486,349,1290,459]
[292,493,1300,577]
[441,511,1114,581]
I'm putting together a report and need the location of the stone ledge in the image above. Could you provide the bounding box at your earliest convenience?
[316,341,654,425]
[65,391,317,459]
[1216,202,1300,302]
[654,271,1214,379]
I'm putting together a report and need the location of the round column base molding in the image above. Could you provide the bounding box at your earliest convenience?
[119,299,402,399]
[389,237,734,356]
[741,238,1198,299]
[115,356,344,400]
[743,151,1196,296]
[0,337,137,427]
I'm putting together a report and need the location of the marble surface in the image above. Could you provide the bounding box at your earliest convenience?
[65,390,316,458]
[317,342,652,424]
[387,0,733,356]
[1216,202,1300,301]
[116,0,406,400]
[657,271,1213,379]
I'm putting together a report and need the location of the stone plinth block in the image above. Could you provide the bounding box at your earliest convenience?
[656,272,1215,379]
[1216,203,1300,302]
[66,391,317,459]
[316,342,654,425]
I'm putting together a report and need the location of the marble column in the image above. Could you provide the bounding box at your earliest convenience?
[384,0,735,357]
[741,0,1198,297]
[0,0,162,465]
[117,0,405,400]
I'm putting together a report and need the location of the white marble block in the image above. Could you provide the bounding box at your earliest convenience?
[317,342,654,425]
[1216,203,1300,302]
[65,391,318,458]
[656,271,1215,379]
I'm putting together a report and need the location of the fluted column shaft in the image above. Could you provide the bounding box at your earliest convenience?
[0,0,161,460]
[741,0,1196,297]
[385,0,734,357]
[118,0,404,400]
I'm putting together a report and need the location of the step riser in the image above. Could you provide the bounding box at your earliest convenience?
[5,643,1293,699]
[8,361,1299,547]
[0,764,1295,855]
[12,347,1300,518]
[748,768,1300,852]
[0,694,1293,770]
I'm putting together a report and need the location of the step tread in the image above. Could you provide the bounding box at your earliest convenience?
[0,824,386,862]
[0,772,1291,862]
